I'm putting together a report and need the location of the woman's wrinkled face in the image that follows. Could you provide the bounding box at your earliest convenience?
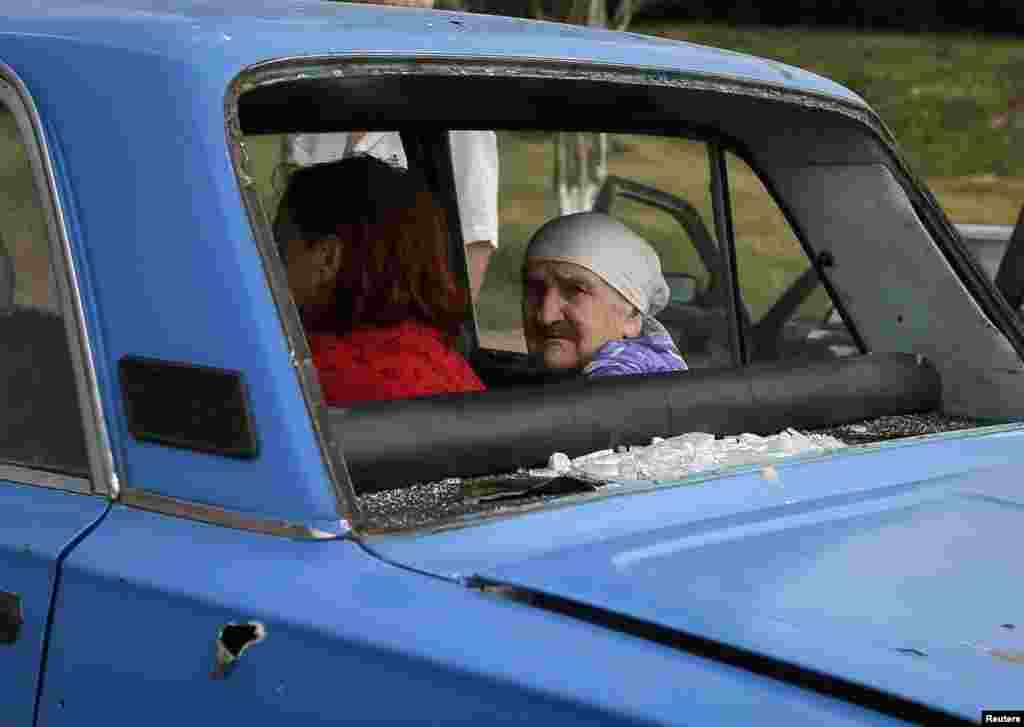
[522,260,641,370]
[284,234,344,311]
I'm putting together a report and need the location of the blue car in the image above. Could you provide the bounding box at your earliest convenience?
[2,2,1023,725]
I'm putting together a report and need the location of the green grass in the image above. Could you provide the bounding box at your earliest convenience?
[632,22,1024,179]
[244,134,288,224]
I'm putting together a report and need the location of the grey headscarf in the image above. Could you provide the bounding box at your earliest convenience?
[525,212,675,340]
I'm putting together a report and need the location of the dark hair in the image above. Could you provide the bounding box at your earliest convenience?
[277,156,469,339]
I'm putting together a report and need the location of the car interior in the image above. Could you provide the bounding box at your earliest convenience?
[254,127,951,496]
[234,67,1024,527]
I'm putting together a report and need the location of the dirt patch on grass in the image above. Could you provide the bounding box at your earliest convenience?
[929,175,1024,225]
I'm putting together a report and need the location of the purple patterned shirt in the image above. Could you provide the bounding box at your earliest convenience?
[582,334,688,378]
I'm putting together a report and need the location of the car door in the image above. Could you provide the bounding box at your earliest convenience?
[0,71,108,725]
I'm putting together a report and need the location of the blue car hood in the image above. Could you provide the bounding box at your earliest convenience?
[470,462,1024,722]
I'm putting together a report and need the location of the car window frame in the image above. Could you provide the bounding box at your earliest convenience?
[226,54,901,529]
[0,64,114,496]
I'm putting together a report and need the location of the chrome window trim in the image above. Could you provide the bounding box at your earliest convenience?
[224,96,362,529]
[235,54,884,133]
[0,64,117,499]
[121,487,340,540]
[0,463,90,495]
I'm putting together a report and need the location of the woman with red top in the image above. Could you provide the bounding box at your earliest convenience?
[278,156,485,406]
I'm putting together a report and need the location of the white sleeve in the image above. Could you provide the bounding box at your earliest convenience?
[449,130,499,249]
[282,132,352,166]
[282,133,316,166]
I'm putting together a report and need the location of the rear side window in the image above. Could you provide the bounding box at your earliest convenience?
[0,101,89,477]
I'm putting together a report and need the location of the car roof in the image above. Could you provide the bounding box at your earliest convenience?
[0,0,863,107]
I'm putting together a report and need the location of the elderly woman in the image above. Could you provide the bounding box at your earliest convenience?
[279,156,484,405]
[522,212,687,378]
